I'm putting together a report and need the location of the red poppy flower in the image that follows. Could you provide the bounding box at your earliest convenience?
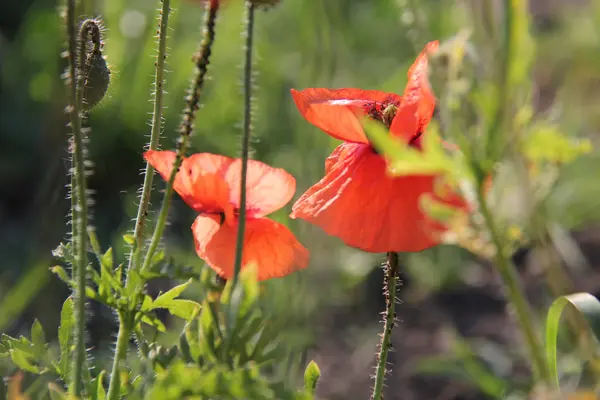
[289,41,467,253]
[144,150,309,280]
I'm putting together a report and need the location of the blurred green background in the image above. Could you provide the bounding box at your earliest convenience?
[2,0,600,398]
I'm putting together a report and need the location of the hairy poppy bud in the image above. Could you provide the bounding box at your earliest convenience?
[82,50,110,110]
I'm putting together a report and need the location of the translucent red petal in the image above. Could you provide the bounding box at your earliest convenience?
[191,215,309,281]
[290,142,466,253]
[390,41,438,144]
[225,159,296,218]
[143,150,233,214]
[291,88,402,144]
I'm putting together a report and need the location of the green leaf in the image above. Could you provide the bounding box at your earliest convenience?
[545,292,600,387]
[148,279,193,310]
[303,360,320,395]
[10,349,39,373]
[50,266,72,285]
[52,242,74,264]
[162,299,201,321]
[95,370,107,400]
[101,248,114,270]
[362,118,453,176]
[58,297,74,378]
[31,319,46,358]
[123,234,135,245]
[140,314,166,333]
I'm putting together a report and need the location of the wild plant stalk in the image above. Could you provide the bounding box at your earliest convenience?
[231,0,256,290]
[140,0,220,274]
[126,0,171,281]
[477,184,550,382]
[480,0,550,383]
[65,1,92,394]
[370,252,399,400]
[106,1,172,398]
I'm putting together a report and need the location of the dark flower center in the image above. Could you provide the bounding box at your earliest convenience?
[362,98,400,129]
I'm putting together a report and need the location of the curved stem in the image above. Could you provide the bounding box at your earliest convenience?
[371,252,399,400]
[126,0,171,283]
[477,186,550,382]
[66,4,92,395]
[106,312,131,400]
[140,0,219,273]
[231,1,256,290]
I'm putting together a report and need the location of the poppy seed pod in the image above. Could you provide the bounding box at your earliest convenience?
[82,50,110,111]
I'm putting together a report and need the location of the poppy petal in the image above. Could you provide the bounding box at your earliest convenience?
[290,142,466,253]
[291,88,402,144]
[192,215,309,281]
[225,159,296,218]
[143,150,233,214]
[390,41,438,144]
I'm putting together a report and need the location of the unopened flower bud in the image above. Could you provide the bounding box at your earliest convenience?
[82,50,110,110]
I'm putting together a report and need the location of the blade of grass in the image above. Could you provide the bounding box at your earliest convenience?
[545,292,600,388]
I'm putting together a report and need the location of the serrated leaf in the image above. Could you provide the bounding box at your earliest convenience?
[140,314,166,333]
[51,266,72,285]
[303,360,320,395]
[85,287,100,302]
[163,300,201,321]
[52,243,74,263]
[58,297,74,378]
[30,319,46,358]
[101,248,113,270]
[10,349,39,374]
[147,279,193,311]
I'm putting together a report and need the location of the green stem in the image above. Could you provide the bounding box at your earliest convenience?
[371,252,399,400]
[106,312,131,400]
[477,186,550,382]
[66,4,92,395]
[126,0,171,283]
[140,0,219,274]
[231,1,256,290]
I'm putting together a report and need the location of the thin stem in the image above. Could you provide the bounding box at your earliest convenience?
[371,252,399,400]
[126,0,171,283]
[231,1,256,290]
[140,0,219,274]
[106,312,131,400]
[66,3,91,395]
[477,186,550,382]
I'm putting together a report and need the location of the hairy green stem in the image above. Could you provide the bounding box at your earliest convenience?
[140,0,219,273]
[371,252,399,400]
[231,1,256,290]
[65,5,93,395]
[106,312,131,400]
[477,186,550,382]
[126,0,171,283]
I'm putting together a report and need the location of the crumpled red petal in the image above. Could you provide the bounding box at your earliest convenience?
[291,88,401,144]
[290,142,466,253]
[390,41,438,145]
[144,150,233,215]
[225,159,296,219]
[191,214,309,281]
